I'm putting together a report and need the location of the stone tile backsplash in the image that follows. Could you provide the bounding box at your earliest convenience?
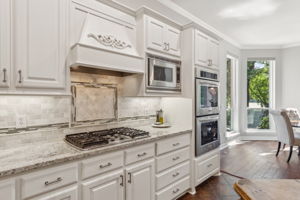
[0,71,161,130]
[0,96,71,129]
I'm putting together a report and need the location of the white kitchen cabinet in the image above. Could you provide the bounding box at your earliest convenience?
[0,0,11,88]
[195,31,209,67]
[14,0,68,89]
[146,16,181,57]
[194,30,219,69]
[82,169,124,200]
[0,179,15,200]
[125,159,155,200]
[29,186,78,200]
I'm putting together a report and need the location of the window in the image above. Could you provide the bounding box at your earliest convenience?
[226,55,238,133]
[247,59,275,130]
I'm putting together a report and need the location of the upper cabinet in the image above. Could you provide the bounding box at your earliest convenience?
[14,0,68,89]
[195,30,219,69]
[0,0,11,88]
[145,16,181,57]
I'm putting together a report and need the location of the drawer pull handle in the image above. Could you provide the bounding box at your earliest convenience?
[2,68,7,83]
[172,188,180,194]
[207,163,213,168]
[172,156,180,161]
[99,162,112,169]
[18,70,22,84]
[44,177,62,186]
[120,175,124,186]
[137,152,147,157]
[128,172,132,183]
[172,142,180,147]
[172,172,180,177]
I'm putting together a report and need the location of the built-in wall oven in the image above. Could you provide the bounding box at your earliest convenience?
[195,67,220,156]
[147,54,181,92]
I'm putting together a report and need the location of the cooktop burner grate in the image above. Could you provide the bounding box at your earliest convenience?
[65,127,150,150]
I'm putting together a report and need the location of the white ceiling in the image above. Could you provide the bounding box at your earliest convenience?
[172,0,300,47]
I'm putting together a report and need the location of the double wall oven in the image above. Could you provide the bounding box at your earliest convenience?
[195,67,220,156]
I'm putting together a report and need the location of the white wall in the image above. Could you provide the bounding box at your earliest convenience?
[281,46,300,109]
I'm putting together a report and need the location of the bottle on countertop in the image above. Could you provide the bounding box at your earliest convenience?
[158,109,164,124]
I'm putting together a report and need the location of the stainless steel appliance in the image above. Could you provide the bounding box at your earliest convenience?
[196,115,220,156]
[195,67,219,116]
[147,54,181,92]
[65,127,149,150]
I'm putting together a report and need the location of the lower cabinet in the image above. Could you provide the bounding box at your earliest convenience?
[82,169,124,200]
[125,159,155,200]
[28,186,78,200]
[0,179,15,200]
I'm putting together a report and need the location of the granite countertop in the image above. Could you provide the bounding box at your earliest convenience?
[0,125,192,179]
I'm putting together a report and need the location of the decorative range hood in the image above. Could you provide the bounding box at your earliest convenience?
[68,0,144,74]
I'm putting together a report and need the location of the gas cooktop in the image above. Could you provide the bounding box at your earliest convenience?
[65,127,150,150]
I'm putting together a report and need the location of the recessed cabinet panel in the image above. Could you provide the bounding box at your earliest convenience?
[126,160,154,200]
[146,17,165,51]
[82,170,124,200]
[208,39,219,68]
[0,0,11,88]
[165,26,181,56]
[0,179,15,200]
[14,0,67,89]
[195,31,209,67]
[28,186,78,200]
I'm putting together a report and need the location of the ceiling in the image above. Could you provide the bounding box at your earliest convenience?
[171,0,300,47]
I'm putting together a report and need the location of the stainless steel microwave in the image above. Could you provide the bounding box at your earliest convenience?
[146,54,181,92]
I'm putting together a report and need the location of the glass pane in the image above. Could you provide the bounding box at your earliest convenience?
[201,121,218,145]
[200,86,218,108]
[247,60,270,129]
[226,58,233,131]
[153,66,173,82]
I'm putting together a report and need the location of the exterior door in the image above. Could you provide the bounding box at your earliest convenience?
[14,0,68,89]
[82,170,124,200]
[126,159,154,200]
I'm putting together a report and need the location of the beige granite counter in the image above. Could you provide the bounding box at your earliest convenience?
[0,124,192,179]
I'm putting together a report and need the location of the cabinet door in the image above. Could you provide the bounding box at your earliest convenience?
[208,39,219,68]
[126,159,154,200]
[164,25,181,57]
[146,17,165,52]
[0,0,11,88]
[82,169,124,200]
[14,0,68,89]
[0,179,15,200]
[194,31,208,67]
[29,186,77,200]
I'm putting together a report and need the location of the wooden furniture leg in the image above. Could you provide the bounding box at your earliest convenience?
[276,142,281,156]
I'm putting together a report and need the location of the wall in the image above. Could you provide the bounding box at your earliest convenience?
[281,46,300,109]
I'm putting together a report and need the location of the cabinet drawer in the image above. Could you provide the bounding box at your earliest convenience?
[156,176,190,200]
[156,147,190,173]
[156,134,190,156]
[156,161,190,191]
[125,143,155,165]
[21,164,78,199]
[81,151,123,179]
[196,154,220,182]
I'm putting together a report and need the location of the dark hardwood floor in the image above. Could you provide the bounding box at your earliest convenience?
[179,141,300,200]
